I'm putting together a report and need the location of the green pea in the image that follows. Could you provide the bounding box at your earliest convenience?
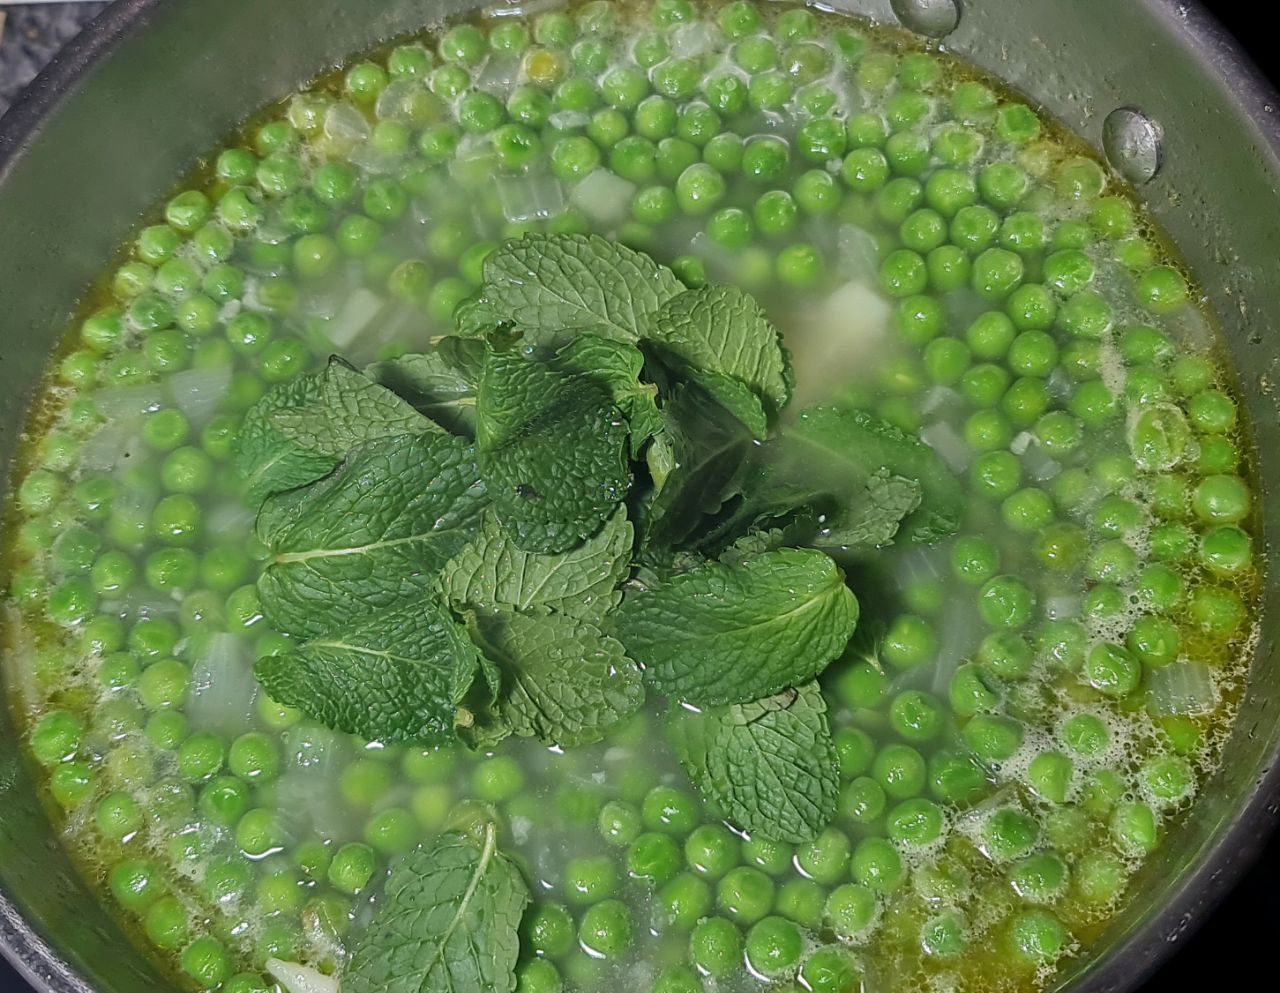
[578,898,632,958]
[851,837,904,893]
[689,916,742,979]
[627,833,680,885]
[525,902,575,958]
[745,915,804,976]
[655,872,712,932]
[716,865,776,924]
[685,823,738,879]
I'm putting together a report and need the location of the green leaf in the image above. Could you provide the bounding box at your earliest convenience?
[346,824,529,993]
[782,405,963,543]
[476,346,631,554]
[257,433,487,641]
[441,506,632,623]
[638,384,754,553]
[647,285,789,436]
[254,598,485,745]
[615,547,859,707]
[550,334,664,456]
[367,337,484,437]
[467,608,644,748]
[270,356,440,454]
[810,468,923,551]
[232,373,338,504]
[455,233,685,342]
[669,682,840,843]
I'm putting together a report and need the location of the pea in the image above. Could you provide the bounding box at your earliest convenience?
[851,837,904,893]
[982,808,1039,862]
[685,824,738,878]
[776,877,826,929]
[689,916,742,979]
[628,833,680,885]
[716,866,775,924]
[525,903,576,958]
[579,899,632,958]
[799,947,861,993]
[745,916,804,976]
[642,785,700,834]
[655,873,712,931]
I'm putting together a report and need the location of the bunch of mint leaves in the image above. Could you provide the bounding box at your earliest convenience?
[233,233,963,851]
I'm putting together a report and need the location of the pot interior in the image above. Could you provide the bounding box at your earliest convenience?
[2,2,1278,992]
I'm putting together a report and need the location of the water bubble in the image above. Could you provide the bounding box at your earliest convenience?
[1103,107,1164,184]
[890,0,962,38]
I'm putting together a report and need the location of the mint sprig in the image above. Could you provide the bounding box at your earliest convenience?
[235,232,960,845]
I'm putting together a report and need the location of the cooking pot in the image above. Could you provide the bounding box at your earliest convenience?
[2,2,1279,991]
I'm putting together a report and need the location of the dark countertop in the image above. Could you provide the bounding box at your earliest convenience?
[0,1,1275,991]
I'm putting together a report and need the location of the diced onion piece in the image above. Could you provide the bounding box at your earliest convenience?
[167,366,232,426]
[1148,661,1218,717]
[570,169,637,225]
[266,960,339,993]
[497,173,566,223]
[921,421,971,473]
[323,102,370,142]
[186,633,260,734]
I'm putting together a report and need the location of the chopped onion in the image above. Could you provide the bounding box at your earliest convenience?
[79,423,146,473]
[1148,661,1218,716]
[167,366,232,426]
[325,288,386,348]
[278,724,356,841]
[569,169,636,225]
[323,102,370,142]
[497,172,566,222]
[921,385,962,419]
[671,22,719,57]
[1010,431,1034,456]
[921,421,971,473]
[835,225,878,280]
[476,57,520,97]
[266,960,339,993]
[548,110,591,131]
[1019,439,1062,482]
[1043,595,1081,620]
[186,633,260,734]
[92,384,165,420]
[373,79,420,122]
[207,498,256,537]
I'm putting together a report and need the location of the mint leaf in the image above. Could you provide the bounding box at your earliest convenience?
[811,468,923,551]
[647,285,789,436]
[616,548,859,706]
[346,824,529,993]
[456,233,685,341]
[442,506,632,623]
[639,384,754,553]
[232,373,338,504]
[476,346,630,554]
[367,337,484,437]
[551,334,663,456]
[254,598,485,745]
[270,357,439,453]
[467,608,643,748]
[257,433,487,641]
[669,682,840,843]
[783,405,963,543]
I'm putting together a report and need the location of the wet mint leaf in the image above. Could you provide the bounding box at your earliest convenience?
[638,384,754,554]
[232,372,337,504]
[455,233,685,341]
[367,337,485,437]
[254,597,484,745]
[646,285,789,437]
[270,356,440,453]
[669,682,840,843]
[783,405,963,543]
[441,506,632,623]
[257,433,487,641]
[466,607,643,749]
[550,334,664,456]
[616,547,859,707]
[476,346,630,554]
[346,824,529,993]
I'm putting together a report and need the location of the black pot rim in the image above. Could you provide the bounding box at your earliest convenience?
[2,1,1279,992]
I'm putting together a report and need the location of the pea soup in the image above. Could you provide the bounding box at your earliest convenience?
[1,4,1260,993]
